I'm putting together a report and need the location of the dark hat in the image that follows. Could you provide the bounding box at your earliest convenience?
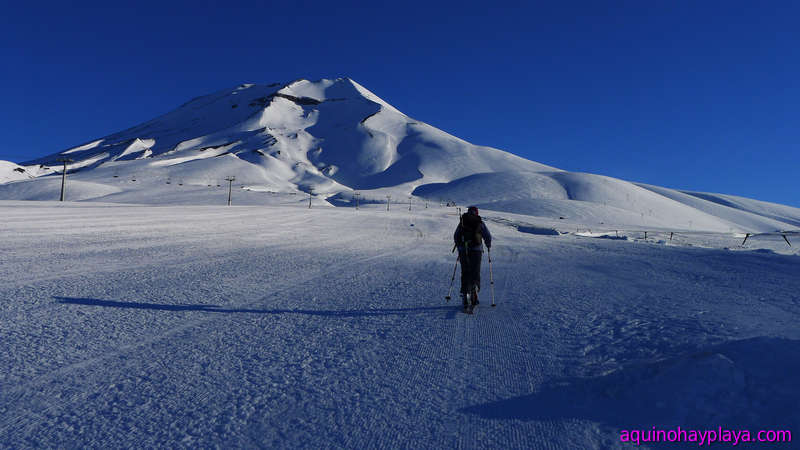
[467,206,479,215]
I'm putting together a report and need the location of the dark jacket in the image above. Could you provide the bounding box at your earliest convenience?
[454,213,492,252]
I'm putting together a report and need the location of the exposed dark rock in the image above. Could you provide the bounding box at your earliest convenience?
[272,93,322,105]
[250,93,341,108]
[198,143,234,152]
[249,97,269,107]
[360,111,380,124]
[261,134,277,147]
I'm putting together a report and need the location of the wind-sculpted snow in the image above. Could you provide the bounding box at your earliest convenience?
[7,77,555,195]
[3,77,800,233]
[0,202,797,448]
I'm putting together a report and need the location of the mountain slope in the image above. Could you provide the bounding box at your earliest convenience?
[0,161,37,183]
[19,78,554,194]
[2,77,799,233]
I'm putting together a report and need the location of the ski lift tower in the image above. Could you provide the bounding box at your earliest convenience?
[225,176,236,206]
[56,157,73,201]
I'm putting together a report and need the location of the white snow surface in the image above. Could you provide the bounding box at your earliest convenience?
[1,201,798,448]
[0,161,35,183]
[2,77,799,234]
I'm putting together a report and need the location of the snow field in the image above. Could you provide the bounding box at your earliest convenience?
[1,201,798,448]
[0,161,35,184]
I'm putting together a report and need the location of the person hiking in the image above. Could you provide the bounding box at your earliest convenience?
[453,206,492,310]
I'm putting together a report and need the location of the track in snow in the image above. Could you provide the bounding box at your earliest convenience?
[1,203,799,448]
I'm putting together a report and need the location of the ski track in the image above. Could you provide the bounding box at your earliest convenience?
[1,212,421,441]
[1,204,799,448]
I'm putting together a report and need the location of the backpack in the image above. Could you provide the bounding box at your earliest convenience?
[460,213,483,247]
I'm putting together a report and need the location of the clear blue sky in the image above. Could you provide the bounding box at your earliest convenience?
[2,1,798,206]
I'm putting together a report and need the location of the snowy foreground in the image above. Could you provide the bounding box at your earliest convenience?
[1,201,798,448]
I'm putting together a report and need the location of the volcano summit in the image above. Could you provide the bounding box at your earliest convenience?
[1,77,799,233]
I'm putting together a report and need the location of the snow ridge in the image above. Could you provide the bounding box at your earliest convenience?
[1,77,799,233]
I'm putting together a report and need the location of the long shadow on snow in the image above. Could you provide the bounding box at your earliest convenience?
[461,337,800,430]
[55,296,452,317]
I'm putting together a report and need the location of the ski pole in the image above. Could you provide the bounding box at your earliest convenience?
[445,253,460,301]
[488,248,496,307]
[455,209,473,303]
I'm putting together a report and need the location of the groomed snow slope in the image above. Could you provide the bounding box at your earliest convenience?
[1,201,798,448]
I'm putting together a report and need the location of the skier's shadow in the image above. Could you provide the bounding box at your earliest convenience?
[54,296,453,318]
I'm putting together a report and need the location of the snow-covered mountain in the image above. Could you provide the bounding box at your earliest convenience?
[2,77,799,233]
[0,160,39,183]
